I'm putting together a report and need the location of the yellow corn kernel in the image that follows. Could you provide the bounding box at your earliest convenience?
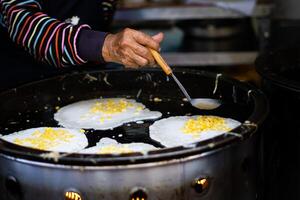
[98,145,133,154]
[182,116,230,135]
[13,128,74,150]
[90,99,134,114]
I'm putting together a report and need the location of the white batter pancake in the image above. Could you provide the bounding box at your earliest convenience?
[80,138,157,154]
[54,98,162,130]
[149,115,241,147]
[1,127,88,152]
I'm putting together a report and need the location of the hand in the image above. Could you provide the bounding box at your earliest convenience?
[102,28,164,68]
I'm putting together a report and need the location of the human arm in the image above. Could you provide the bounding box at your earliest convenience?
[0,0,92,67]
[0,0,164,68]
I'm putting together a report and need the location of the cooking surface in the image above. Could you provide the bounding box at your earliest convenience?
[0,97,248,149]
[0,70,251,149]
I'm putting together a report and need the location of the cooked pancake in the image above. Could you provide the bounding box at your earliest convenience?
[1,127,88,152]
[149,115,241,147]
[54,98,162,130]
[80,138,157,154]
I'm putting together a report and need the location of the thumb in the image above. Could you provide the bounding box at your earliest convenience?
[152,32,164,43]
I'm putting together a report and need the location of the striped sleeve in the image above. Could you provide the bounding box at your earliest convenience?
[0,0,91,67]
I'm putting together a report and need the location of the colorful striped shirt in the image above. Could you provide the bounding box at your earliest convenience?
[0,0,116,67]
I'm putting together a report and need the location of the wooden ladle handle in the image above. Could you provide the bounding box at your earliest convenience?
[149,48,172,76]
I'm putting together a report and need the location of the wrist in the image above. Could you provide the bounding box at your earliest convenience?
[102,33,114,62]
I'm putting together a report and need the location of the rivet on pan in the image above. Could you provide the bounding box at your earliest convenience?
[65,190,83,200]
[129,187,148,200]
[5,176,22,199]
[192,177,209,194]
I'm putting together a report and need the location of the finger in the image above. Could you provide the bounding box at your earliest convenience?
[123,59,139,69]
[152,32,164,43]
[130,43,155,66]
[131,54,149,67]
[125,63,139,69]
[133,31,160,51]
[124,48,149,67]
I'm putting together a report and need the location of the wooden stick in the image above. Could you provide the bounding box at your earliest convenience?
[149,48,173,76]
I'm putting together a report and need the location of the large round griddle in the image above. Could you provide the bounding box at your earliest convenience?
[0,69,268,166]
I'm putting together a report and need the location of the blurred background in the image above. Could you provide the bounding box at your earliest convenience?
[110,0,275,86]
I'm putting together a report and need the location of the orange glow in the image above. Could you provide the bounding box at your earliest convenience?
[196,178,207,185]
[65,191,82,200]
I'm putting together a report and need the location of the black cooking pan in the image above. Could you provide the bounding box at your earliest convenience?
[0,69,267,166]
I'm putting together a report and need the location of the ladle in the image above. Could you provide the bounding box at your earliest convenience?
[150,49,222,110]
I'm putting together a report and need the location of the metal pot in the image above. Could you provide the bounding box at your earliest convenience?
[0,69,268,200]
